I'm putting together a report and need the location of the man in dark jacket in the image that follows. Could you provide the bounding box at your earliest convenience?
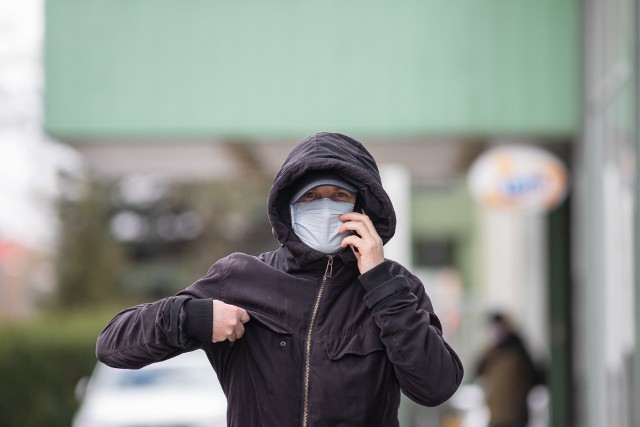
[475,312,541,427]
[97,132,464,427]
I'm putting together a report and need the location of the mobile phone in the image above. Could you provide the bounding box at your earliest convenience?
[348,194,364,247]
[353,193,364,214]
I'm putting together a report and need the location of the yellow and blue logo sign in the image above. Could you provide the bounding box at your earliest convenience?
[467,145,568,213]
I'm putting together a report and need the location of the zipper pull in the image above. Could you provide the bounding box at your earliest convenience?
[324,255,334,279]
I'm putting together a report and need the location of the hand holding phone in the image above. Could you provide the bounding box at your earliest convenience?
[338,211,384,274]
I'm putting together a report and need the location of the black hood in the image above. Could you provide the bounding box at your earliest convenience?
[267,132,397,261]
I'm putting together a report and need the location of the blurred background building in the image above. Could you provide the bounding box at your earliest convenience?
[0,0,638,426]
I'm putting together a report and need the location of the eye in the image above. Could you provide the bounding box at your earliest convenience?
[297,191,319,202]
[332,190,356,202]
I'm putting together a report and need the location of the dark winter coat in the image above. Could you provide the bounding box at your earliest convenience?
[476,332,539,426]
[96,132,464,427]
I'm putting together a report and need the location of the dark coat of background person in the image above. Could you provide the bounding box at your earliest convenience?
[476,314,543,427]
[96,132,464,427]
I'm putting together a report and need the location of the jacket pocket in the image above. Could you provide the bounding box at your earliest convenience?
[325,327,386,360]
[246,310,293,336]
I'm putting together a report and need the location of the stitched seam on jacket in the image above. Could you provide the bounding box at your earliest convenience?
[316,325,380,341]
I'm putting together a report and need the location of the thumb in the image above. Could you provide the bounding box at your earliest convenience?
[239,309,251,323]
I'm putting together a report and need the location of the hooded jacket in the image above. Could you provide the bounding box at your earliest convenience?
[96,132,464,427]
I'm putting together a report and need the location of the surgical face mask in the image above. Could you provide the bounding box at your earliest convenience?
[290,198,355,254]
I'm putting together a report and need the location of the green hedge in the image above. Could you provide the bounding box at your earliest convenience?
[0,308,119,427]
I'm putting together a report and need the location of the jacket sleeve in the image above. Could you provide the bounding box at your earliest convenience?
[95,260,226,369]
[359,261,464,406]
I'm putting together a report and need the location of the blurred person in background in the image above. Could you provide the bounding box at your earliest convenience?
[96,132,464,427]
[475,312,543,427]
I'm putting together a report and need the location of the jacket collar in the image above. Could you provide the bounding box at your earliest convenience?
[279,245,358,275]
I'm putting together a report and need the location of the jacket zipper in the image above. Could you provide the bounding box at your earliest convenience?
[302,255,333,427]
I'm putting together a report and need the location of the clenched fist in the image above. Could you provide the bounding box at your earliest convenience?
[212,300,251,343]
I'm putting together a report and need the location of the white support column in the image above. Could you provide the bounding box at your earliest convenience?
[480,209,548,357]
[380,164,412,268]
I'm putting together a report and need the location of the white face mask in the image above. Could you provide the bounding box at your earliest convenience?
[290,198,355,254]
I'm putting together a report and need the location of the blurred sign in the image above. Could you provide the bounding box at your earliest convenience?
[467,145,568,213]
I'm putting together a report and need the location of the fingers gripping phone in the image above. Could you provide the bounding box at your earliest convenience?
[348,194,365,252]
